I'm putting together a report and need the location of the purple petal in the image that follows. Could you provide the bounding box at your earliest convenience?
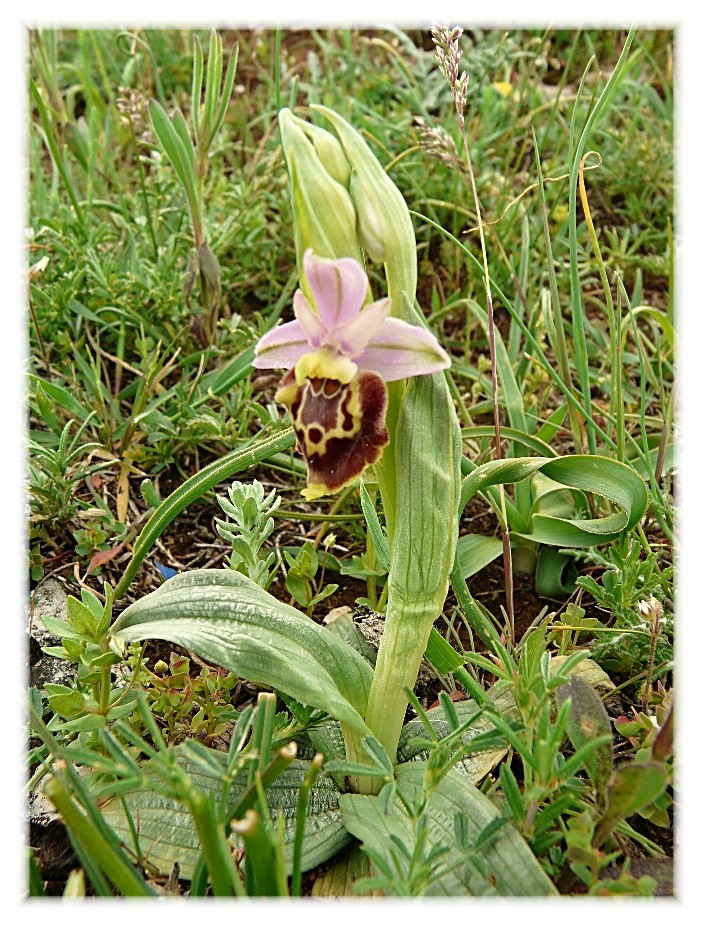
[357,318,451,382]
[253,320,310,370]
[304,249,368,331]
[293,290,326,347]
[334,298,391,358]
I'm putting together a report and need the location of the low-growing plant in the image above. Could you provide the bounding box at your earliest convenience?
[28,417,109,544]
[283,540,339,614]
[215,478,281,589]
[36,583,136,738]
[29,690,314,897]
[148,30,238,344]
[133,651,241,744]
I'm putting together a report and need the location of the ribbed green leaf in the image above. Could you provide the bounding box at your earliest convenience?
[112,427,296,598]
[455,534,503,579]
[460,457,548,513]
[110,570,373,735]
[363,368,463,763]
[460,455,648,548]
[462,424,557,458]
[340,763,556,896]
[535,547,577,597]
[101,753,349,881]
[389,370,461,608]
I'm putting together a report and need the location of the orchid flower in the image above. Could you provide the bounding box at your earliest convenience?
[253,249,450,500]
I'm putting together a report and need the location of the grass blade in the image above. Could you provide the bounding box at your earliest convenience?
[113,427,296,599]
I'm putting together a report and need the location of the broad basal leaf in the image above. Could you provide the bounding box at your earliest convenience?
[101,751,349,880]
[340,763,556,896]
[110,569,374,735]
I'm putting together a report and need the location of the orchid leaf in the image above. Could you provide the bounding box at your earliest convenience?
[460,455,647,548]
[455,534,503,580]
[101,752,349,881]
[340,763,556,896]
[461,424,557,458]
[535,547,578,597]
[110,569,373,735]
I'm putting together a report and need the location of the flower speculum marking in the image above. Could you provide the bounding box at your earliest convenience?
[276,367,389,501]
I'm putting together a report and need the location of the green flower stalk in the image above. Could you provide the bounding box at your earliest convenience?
[270,107,463,778]
[278,106,424,533]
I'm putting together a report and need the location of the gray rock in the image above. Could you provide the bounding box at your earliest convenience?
[27,578,75,692]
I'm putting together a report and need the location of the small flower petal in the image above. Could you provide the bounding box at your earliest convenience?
[293,290,327,347]
[334,297,391,358]
[253,320,310,370]
[304,249,368,330]
[356,317,451,382]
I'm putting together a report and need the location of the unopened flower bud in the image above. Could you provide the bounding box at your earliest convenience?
[278,109,363,304]
[349,172,386,263]
[295,117,351,187]
[311,105,416,320]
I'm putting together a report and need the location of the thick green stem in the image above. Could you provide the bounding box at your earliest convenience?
[363,371,461,781]
[342,724,376,794]
[363,595,437,773]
